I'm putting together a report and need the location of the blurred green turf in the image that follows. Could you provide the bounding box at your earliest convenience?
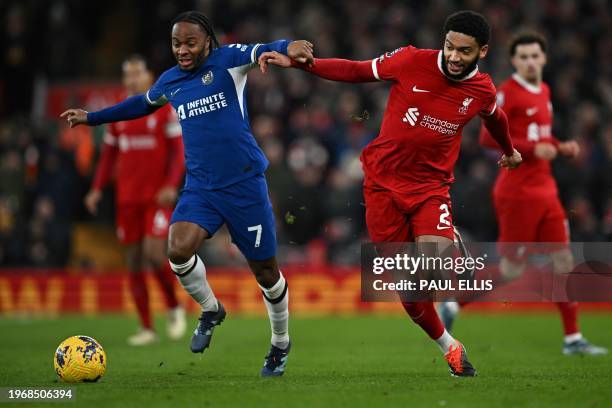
[0,313,611,407]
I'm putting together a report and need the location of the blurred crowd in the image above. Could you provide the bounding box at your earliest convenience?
[1,0,611,268]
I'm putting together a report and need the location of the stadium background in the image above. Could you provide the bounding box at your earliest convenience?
[0,0,611,315]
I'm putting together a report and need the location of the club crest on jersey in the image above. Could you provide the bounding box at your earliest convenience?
[202,71,214,86]
[458,97,474,114]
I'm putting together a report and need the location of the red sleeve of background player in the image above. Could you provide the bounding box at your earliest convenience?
[92,124,118,191]
[293,45,413,83]
[161,107,184,188]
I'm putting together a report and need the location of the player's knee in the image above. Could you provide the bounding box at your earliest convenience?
[250,262,279,288]
[500,257,526,281]
[551,250,573,275]
[167,237,195,264]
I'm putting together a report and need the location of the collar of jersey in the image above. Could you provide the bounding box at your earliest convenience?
[512,73,542,94]
[437,50,479,82]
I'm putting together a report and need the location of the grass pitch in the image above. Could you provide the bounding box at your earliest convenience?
[0,313,611,407]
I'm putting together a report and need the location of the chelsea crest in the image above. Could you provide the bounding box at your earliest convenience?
[202,71,214,85]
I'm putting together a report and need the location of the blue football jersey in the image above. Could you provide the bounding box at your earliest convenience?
[145,42,286,190]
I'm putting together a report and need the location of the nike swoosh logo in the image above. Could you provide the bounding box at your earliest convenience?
[170,88,182,97]
[437,225,451,230]
[526,107,538,116]
[412,86,430,93]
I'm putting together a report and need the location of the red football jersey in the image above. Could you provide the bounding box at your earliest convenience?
[94,104,183,204]
[481,74,558,198]
[361,46,499,195]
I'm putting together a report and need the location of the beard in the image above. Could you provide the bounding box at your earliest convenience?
[177,43,210,72]
[440,53,480,80]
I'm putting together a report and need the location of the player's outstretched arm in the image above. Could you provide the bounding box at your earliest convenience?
[259,51,378,83]
[60,94,160,128]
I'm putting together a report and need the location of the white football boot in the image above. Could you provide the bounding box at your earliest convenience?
[167,307,187,340]
[127,329,159,346]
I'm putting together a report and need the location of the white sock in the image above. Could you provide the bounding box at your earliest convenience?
[169,255,218,312]
[564,332,583,344]
[435,329,457,354]
[258,272,290,349]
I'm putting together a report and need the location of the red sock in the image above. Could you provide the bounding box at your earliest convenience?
[153,263,179,309]
[401,301,445,339]
[556,302,579,335]
[129,272,152,329]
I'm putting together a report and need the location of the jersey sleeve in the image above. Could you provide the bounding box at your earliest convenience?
[372,46,414,81]
[222,40,290,70]
[145,70,171,106]
[479,81,498,116]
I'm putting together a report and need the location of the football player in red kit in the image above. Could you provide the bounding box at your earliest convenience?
[85,55,187,346]
[439,31,607,355]
[260,11,522,376]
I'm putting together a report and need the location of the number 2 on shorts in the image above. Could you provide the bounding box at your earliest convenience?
[438,203,451,229]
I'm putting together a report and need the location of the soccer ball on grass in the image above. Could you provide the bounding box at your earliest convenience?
[54,335,107,383]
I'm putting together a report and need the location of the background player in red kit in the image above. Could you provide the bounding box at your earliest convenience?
[260,11,522,376]
[439,31,607,355]
[85,55,187,346]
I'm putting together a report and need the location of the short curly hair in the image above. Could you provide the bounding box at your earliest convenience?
[443,10,491,47]
[509,30,548,56]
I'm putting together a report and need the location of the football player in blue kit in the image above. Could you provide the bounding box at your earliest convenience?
[61,10,314,377]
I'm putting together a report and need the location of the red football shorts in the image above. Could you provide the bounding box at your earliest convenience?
[363,181,455,242]
[494,194,569,260]
[116,203,173,245]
